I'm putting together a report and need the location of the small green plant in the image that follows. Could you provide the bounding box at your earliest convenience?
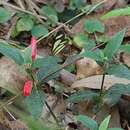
[78,115,124,130]
[69,19,130,112]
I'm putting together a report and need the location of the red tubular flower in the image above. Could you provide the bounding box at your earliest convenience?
[24,80,33,96]
[31,36,37,61]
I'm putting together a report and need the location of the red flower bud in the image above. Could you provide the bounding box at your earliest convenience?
[31,36,37,61]
[24,80,32,96]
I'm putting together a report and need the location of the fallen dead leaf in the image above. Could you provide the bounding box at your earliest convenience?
[0,111,12,130]
[60,69,77,86]
[0,57,27,94]
[71,75,130,89]
[76,57,103,79]
[103,16,130,37]
[76,102,121,129]
[121,53,130,68]
[10,120,28,130]
[71,15,130,37]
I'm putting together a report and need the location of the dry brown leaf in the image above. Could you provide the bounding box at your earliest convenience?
[71,75,130,89]
[0,111,12,130]
[10,120,28,130]
[71,15,130,37]
[103,16,130,37]
[76,102,121,128]
[122,53,130,68]
[76,57,103,79]
[60,69,77,86]
[0,57,27,94]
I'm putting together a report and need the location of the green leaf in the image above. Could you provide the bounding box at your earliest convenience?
[78,115,98,130]
[84,19,105,33]
[104,84,130,106]
[0,41,24,65]
[68,90,98,103]
[69,0,86,10]
[11,26,20,38]
[0,7,12,23]
[41,6,58,23]
[108,128,124,130]
[31,24,48,38]
[120,44,130,54]
[22,46,32,64]
[101,7,130,20]
[83,39,96,50]
[16,17,34,32]
[99,115,111,130]
[64,54,81,65]
[25,88,45,119]
[37,63,61,83]
[104,29,126,59]
[82,49,103,62]
[107,64,130,80]
[32,56,61,69]
[7,106,61,130]
[36,57,62,83]
[73,34,88,48]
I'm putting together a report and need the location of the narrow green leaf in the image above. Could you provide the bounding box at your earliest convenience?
[101,7,130,20]
[120,44,130,54]
[0,41,24,65]
[22,46,32,64]
[108,128,124,130]
[0,7,12,23]
[25,88,45,119]
[32,56,61,68]
[37,63,61,83]
[104,84,130,106]
[107,64,130,80]
[99,115,111,130]
[68,90,98,103]
[78,115,98,130]
[82,49,103,62]
[104,29,126,59]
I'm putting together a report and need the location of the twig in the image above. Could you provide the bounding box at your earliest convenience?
[17,0,25,10]
[5,16,18,40]
[26,0,44,24]
[0,91,23,111]
[99,73,106,96]
[2,2,47,20]
[37,0,106,43]
[0,40,105,111]
[4,107,16,120]
[45,101,60,126]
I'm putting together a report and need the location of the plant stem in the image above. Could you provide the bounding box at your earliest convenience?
[45,101,60,126]
[99,73,106,96]
[99,62,107,96]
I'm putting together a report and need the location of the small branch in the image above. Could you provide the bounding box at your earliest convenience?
[2,2,47,20]
[0,91,23,111]
[37,0,106,43]
[99,73,106,96]
[17,0,25,10]
[26,0,44,24]
[45,101,60,126]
